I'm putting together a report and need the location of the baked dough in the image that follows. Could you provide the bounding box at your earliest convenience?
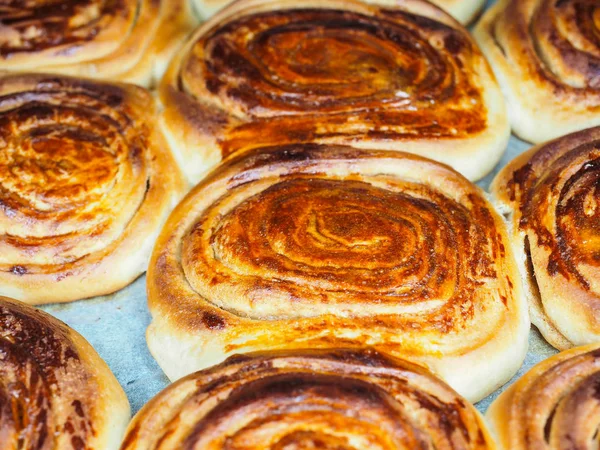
[191,0,485,24]
[0,295,130,450]
[161,0,509,183]
[0,73,186,305]
[146,144,529,403]
[487,343,600,450]
[474,0,600,144]
[491,126,600,350]
[121,349,496,449]
[0,1,197,87]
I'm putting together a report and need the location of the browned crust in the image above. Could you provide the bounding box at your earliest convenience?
[160,0,508,183]
[146,143,528,402]
[0,1,197,87]
[0,295,130,449]
[0,73,187,304]
[487,343,600,450]
[474,0,600,143]
[122,348,495,449]
[491,126,600,349]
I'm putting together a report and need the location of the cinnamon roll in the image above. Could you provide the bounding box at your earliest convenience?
[146,144,529,402]
[121,349,496,450]
[487,343,600,450]
[491,126,600,350]
[160,0,509,183]
[474,0,600,144]
[0,0,197,87]
[0,295,130,450]
[191,0,485,24]
[0,73,186,305]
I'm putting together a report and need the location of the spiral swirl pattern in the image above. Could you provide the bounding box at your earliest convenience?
[492,126,600,350]
[475,0,600,143]
[121,349,496,450]
[147,144,528,402]
[160,0,508,183]
[0,0,196,86]
[0,73,185,304]
[0,295,129,450]
[487,343,600,450]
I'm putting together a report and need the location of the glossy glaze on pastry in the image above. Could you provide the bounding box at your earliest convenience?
[0,73,186,304]
[161,0,509,183]
[147,144,528,402]
[475,0,600,143]
[0,295,130,450]
[487,343,600,450]
[121,349,496,450]
[492,126,600,350]
[0,1,197,86]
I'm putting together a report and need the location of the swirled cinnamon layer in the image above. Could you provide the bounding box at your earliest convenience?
[475,0,600,143]
[191,0,485,24]
[0,295,129,450]
[121,349,496,450]
[487,343,600,450]
[0,1,197,87]
[0,73,185,304]
[146,144,529,402]
[160,0,508,183]
[492,127,600,350]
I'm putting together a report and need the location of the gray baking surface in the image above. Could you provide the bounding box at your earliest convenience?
[39,133,558,415]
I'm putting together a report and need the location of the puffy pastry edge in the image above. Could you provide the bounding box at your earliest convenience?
[117,0,199,87]
[0,296,131,450]
[146,147,530,403]
[121,349,497,449]
[486,342,600,450]
[190,0,485,24]
[0,73,188,305]
[474,0,600,144]
[490,127,600,350]
[0,1,198,88]
[159,0,509,184]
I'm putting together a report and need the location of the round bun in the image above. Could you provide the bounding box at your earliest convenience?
[491,126,600,350]
[0,1,197,87]
[191,0,485,24]
[121,349,496,449]
[161,0,508,183]
[487,343,600,450]
[474,0,600,144]
[0,73,186,305]
[0,295,130,449]
[147,144,529,402]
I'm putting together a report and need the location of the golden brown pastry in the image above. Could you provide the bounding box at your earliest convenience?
[0,295,130,449]
[0,1,197,87]
[487,343,600,450]
[0,73,186,305]
[161,0,509,184]
[492,127,600,350]
[474,0,600,144]
[121,349,496,450]
[147,144,529,403]
[191,0,485,24]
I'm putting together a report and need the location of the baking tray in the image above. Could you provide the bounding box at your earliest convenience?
[39,0,559,414]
